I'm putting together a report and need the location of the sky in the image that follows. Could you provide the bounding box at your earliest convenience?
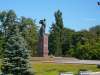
[0,0,100,32]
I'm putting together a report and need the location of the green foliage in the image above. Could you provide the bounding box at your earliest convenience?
[49,10,100,59]
[70,26,100,59]
[62,28,74,56]
[49,10,64,56]
[90,25,100,36]
[1,30,29,74]
[0,10,38,57]
[0,9,100,62]
[20,17,38,56]
[0,10,34,75]
[0,32,5,58]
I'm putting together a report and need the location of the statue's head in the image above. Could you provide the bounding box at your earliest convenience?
[39,19,46,25]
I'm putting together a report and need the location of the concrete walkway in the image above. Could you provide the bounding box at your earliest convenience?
[52,57,100,64]
[55,59,100,64]
[30,57,100,65]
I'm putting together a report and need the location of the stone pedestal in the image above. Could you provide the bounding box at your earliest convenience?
[38,34,48,57]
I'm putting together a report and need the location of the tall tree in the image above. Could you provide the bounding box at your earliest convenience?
[49,10,64,56]
[49,23,57,55]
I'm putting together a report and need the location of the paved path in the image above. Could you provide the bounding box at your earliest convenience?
[55,60,100,64]
[54,58,100,64]
[31,57,100,65]
[91,72,100,75]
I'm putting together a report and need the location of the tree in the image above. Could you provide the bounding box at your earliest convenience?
[1,10,33,75]
[49,10,64,56]
[0,10,7,34]
[3,10,16,38]
[90,25,100,36]
[62,28,74,56]
[20,17,38,56]
[0,11,7,58]
[0,10,38,57]
[70,26,100,59]
[71,30,91,59]
[0,32,5,58]
[49,23,57,55]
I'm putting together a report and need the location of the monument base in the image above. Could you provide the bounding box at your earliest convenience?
[38,34,48,57]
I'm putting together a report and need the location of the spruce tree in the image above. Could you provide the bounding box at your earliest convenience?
[1,10,33,75]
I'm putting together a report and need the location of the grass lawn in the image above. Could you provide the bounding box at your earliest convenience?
[0,61,100,75]
[32,62,100,75]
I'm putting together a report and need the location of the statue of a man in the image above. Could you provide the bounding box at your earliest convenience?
[39,19,46,37]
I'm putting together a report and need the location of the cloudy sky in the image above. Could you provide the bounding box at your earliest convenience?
[0,0,100,32]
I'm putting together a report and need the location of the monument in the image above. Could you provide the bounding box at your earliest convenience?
[38,19,48,57]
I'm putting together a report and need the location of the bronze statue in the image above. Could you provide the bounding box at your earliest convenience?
[39,19,46,37]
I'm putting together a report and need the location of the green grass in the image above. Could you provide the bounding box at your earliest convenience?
[0,61,100,75]
[32,63,100,75]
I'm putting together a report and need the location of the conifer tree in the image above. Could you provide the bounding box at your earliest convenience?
[1,10,33,75]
